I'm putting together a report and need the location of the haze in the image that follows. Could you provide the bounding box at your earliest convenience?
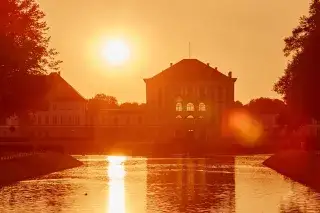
[39,0,309,103]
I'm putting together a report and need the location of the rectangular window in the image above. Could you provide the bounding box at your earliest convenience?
[53,116,57,125]
[199,86,205,98]
[38,116,42,125]
[45,116,49,125]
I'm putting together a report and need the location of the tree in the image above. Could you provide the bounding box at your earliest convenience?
[245,98,286,114]
[274,0,320,121]
[233,100,244,109]
[88,94,118,112]
[0,0,62,122]
[92,94,118,107]
[119,102,146,110]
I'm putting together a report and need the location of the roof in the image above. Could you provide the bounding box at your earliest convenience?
[45,72,86,102]
[144,59,237,83]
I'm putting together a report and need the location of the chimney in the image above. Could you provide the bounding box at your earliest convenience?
[207,63,210,66]
[214,67,218,70]
[170,63,173,67]
[228,71,232,78]
[58,71,61,76]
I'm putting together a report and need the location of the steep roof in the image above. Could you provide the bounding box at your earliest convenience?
[45,72,86,102]
[144,59,236,82]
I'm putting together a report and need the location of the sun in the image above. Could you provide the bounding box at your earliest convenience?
[101,39,130,66]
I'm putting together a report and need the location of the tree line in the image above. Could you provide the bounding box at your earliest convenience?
[1,0,320,127]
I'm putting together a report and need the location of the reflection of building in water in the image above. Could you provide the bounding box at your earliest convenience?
[235,156,292,213]
[235,156,320,213]
[146,157,235,212]
[124,158,147,213]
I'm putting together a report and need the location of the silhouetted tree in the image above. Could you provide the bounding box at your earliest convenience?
[92,94,118,106]
[245,98,286,114]
[0,0,61,123]
[119,102,146,110]
[233,100,243,109]
[274,0,320,122]
[88,94,118,112]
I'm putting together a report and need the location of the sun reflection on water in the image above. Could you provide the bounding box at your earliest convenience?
[107,156,127,213]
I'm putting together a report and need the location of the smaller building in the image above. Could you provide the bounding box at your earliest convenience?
[91,109,148,143]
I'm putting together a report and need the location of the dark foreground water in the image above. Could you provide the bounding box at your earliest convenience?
[1,155,320,213]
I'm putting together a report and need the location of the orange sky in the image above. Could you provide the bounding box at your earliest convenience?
[38,0,309,104]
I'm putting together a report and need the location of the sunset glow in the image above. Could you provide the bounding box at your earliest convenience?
[107,156,127,213]
[101,39,130,66]
[228,110,263,146]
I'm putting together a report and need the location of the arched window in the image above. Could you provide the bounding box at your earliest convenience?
[187,103,194,111]
[176,115,182,119]
[176,103,183,111]
[199,103,206,111]
[199,116,204,119]
[187,115,194,119]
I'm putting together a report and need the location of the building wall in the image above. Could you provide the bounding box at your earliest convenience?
[145,77,235,142]
[33,101,87,126]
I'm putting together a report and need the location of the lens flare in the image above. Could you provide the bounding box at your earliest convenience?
[228,110,263,146]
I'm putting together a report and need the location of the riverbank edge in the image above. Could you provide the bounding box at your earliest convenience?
[0,152,83,187]
[263,150,320,192]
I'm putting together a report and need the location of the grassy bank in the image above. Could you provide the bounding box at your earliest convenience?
[263,150,320,192]
[0,152,83,187]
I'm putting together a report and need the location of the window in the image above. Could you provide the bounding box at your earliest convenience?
[199,87,205,98]
[38,116,42,125]
[114,116,118,125]
[176,103,183,111]
[199,103,206,111]
[45,116,49,125]
[138,116,142,124]
[187,86,192,95]
[187,115,194,119]
[75,116,80,125]
[60,116,63,125]
[52,116,57,125]
[187,103,194,111]
[126,116,130,125]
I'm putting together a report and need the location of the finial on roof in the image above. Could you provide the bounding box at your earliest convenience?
[170,63,173,67]
[207,63,210,66]
[228,71,232,78]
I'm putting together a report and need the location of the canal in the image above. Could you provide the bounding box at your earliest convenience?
[1,155,320,212]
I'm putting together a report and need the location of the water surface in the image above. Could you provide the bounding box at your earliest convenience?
[1,155,320,213]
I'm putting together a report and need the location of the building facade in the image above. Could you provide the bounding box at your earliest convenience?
[144,59,237,143]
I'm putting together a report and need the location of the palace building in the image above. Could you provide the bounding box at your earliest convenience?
[144,59,237,143]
